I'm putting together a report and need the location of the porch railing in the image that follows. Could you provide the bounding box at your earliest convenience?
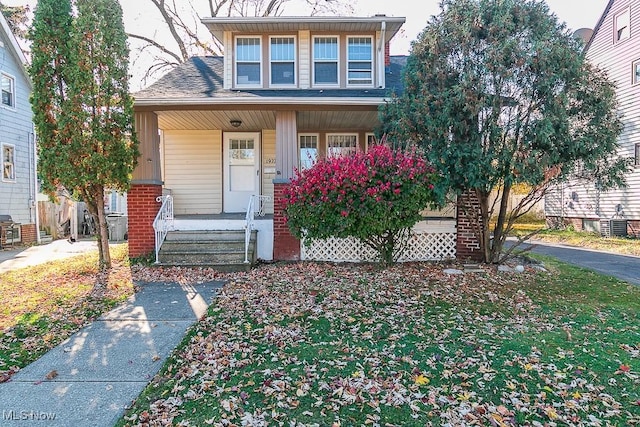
[153,195,174,264]
[244,195,271,264]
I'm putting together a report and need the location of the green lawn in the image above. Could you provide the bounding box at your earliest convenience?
[119,260,640,426]
[0,244,134,382]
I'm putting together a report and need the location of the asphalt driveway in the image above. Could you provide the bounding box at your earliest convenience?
[520,239,640,286]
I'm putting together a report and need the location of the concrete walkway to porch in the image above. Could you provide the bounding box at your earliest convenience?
[0,281,222,427]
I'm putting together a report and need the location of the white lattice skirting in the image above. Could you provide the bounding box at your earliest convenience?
[301,231,457,262]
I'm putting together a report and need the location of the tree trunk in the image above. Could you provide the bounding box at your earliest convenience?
[86,185,111,270]
[476,190,492,264]
[491,183,512,263]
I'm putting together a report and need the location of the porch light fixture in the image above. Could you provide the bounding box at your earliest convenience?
[230,119,242,128]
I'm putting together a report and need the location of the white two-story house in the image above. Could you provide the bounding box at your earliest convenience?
[129,15,461,267]
[0,13,37,248]
[545,0,640,238]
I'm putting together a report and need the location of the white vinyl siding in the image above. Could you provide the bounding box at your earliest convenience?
[270,36,296,87]
[163,130,222,215]
[313,36,339,86]
[299,30,311,88]
[347,36,373,86]
[235,36,261,87]
[261,129,275,215]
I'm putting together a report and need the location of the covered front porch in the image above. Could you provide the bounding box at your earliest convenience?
[129,101,383,262]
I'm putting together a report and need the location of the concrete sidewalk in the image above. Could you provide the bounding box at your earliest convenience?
[0,239,98,273]
[0,281,222,426]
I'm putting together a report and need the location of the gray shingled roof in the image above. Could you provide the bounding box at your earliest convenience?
[133,56,407,101]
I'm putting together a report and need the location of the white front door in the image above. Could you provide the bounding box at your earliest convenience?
[223,132,260,212]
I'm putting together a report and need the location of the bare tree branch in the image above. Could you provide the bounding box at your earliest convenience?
[127,32,183,63]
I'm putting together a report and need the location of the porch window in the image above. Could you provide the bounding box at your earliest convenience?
[614,8,630,43]
[230,138,255,162]
[299,134,318,170]
[313,36,338,86]
[327,134,357,158]
[347,37,373,86]
[2,143,15,181]
[1,73,15,108]
[270,36,295,86]
[236,37,261,86]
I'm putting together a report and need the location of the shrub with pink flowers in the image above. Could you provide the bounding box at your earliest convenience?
[284,144,440,264]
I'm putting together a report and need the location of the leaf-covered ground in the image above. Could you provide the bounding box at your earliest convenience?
[0,244,135,382]
[121,259,640,426]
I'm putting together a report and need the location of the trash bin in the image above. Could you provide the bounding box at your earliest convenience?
[106,214,128,241]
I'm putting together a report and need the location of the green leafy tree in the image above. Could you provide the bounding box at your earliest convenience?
[381,0,629,264]
[284,144,440,265]
[29,0,138,269]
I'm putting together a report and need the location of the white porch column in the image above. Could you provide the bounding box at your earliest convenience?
[275,111,298,181]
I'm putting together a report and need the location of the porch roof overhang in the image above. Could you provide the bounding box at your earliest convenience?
[134,96,389,109]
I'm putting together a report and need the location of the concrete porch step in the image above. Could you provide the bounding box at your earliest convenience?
[158,230,257,271]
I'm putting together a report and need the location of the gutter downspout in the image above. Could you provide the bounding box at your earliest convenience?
[379,20,386,89]
[31,130,41,244]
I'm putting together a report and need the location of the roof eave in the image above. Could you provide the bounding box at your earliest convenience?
[134,96,390,108]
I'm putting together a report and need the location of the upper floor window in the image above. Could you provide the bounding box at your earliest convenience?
[236,37,261,87]
[327,134,357,157]
[270,36,296,86]
[635,143,640,167]
[347,36,373,86]
[299,134,318,170]
[1,73,15,108]
[2,143,15,181]
[633,59,640,84]
[313,36,338,86]
[614,8,630,43]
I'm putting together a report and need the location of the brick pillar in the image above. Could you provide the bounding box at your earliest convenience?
[273,180,300,261]
[456,190,483,262]
[20,223,37,245]
[127,184,162,257]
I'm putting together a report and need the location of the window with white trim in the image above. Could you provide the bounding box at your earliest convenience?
[327,134,358,158]
[299,134,318,170]
[614,8,630,43]
[635,143,640,167]
[633,60,640,84]
[235,37,261,86]
[1,73,15,108]
[347,36,373,86]
[270,36,295,86]
[313,36,338,86]
[2,143,15,181]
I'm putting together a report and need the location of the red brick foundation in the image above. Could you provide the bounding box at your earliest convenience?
[456,190,483,262]
[273,181,300,261]
[20,223,37,245]
[127,184,163,257]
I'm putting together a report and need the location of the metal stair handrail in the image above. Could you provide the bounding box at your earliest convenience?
[244,195,271,264]
[153,195,174,264]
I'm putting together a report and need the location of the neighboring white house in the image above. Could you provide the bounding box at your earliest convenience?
[545,0,640,238]
[0,13,38,247]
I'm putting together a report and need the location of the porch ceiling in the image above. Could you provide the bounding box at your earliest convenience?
[156,110,381,131]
